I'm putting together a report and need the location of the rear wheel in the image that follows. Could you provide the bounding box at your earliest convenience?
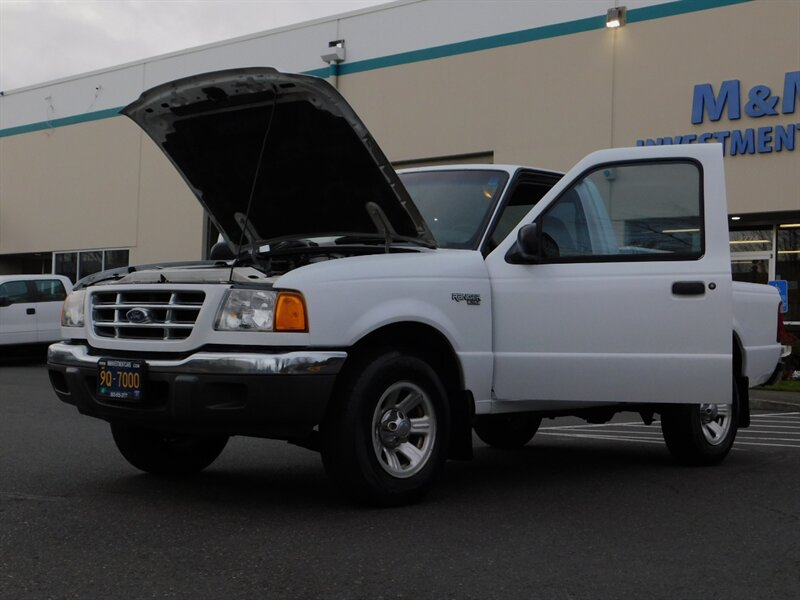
[660,376,739,465]
[320,351,449,506]
[473,414,541,449]
[111,424,228,475]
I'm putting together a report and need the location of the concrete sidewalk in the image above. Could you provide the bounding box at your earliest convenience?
[749,389,800,412]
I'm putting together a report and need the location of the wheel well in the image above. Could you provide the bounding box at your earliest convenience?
[348,322,464,392]
[733,332,750,428]
[733,332,744,378]
[345,322,473,460]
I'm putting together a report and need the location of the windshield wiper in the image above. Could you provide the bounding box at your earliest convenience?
[333,234,434,249]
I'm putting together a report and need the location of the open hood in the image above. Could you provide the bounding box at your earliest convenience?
[123,67,434,249]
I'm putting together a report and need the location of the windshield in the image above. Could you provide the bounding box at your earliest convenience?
[399,170,509,249]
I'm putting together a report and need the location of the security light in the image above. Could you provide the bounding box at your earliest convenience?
[321,40,346,64]
[606,6,626,28]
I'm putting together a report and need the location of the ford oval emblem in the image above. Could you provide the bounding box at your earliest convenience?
[126,307,153,324]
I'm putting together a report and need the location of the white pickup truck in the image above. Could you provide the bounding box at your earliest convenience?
[0,274,72,347]
[47,68,783,505]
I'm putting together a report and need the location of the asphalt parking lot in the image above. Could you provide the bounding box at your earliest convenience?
[2,362,799,599]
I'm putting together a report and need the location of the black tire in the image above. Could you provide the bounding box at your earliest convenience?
[660,376,739,466]
[473,414,541,449]
[320,350,450,506]
[110,424,228,475]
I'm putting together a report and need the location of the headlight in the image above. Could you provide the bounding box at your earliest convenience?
[61,290,87,327]
[214,289,307,332]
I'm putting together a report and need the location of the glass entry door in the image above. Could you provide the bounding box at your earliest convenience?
[731,251,774,284]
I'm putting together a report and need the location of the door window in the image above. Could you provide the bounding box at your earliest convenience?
[486,180,555,253]
[34,279,67,302]
[0,281,33,304]
[539,161,703,261]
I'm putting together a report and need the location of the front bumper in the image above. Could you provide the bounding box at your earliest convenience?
[47,342,347,438]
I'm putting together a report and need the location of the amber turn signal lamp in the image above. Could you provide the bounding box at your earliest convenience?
[274,292,308,332]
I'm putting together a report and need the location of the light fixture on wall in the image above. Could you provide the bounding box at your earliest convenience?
[321,39,346,89]
[606,6,627,28]
[321,40,346,64]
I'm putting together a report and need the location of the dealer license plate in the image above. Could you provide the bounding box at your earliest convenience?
[97,358,146,401]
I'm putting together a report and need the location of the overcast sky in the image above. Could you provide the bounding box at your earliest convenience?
[0,0,392,91]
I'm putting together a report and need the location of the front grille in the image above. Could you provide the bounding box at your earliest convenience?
[92,290,205,340]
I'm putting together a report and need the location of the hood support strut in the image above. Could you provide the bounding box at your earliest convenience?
[365,201,398,254]
[229,85,279,282]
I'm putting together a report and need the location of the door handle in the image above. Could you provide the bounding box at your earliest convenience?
[26,308,36,315]
[672,281,706,296]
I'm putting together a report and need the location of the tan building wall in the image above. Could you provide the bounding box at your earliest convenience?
[0,118,203,265]
[611,0,800,215]
[346,0,800,215]
[0,0,797,274]
[344,29,616,172]
[0,118,140,255]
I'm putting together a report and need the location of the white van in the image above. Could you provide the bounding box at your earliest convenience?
[0,275,72,346]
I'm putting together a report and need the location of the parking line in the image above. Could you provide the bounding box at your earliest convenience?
[733,441,800,449]
[533,412,800,450]
[736,434,800,442]
[541,428,662,436]
[752,412,800,418]
[738,424,800,429]
[539,421,644,430]
[536,432,665,444]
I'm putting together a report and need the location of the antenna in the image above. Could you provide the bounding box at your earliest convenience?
[229,85,279,282]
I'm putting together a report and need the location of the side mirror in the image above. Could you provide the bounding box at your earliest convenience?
[505,223,542,264]
[0,296,11,308]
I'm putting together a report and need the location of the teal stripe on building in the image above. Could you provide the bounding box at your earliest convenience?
[0,0,753,139]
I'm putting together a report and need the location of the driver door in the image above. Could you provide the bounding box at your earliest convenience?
[486,144,732,408]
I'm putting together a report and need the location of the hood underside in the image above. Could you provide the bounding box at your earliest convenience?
[123,67,434,249]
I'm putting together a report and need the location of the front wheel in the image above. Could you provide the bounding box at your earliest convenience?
[320,351,450,506]
[111,424,228,475]
[660,376,739,465]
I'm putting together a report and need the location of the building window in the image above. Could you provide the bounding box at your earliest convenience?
[53,249,129,284]
[729,229,774,285]
[729,229,774,253]
[79,251,102,280]
[728,225,800,324]
[104,249,130,270]
[54,253,77,284]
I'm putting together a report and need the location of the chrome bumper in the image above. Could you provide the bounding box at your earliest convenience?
[47,342,347,376]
